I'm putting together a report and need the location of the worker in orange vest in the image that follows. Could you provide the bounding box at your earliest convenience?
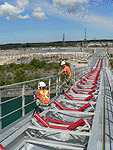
[34,81,50,113]
[58,61,77,87]
[58,61,71,86]
[58,61,71,76]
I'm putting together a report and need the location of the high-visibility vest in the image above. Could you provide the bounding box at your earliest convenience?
[36,89,50,105]
[62,66,71,76]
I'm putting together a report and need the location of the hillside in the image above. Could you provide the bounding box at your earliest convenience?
[0,58,70,87]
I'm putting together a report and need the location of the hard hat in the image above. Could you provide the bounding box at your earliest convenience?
[38,81,46,87]
[61,61,65,65]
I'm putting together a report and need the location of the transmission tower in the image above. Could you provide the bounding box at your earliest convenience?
[84,28,86,41]
[63,33,65,46]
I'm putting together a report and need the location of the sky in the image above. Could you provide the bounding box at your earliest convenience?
[0,0,113,44]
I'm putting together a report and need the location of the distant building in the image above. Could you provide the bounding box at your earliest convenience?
[107,42,113,47]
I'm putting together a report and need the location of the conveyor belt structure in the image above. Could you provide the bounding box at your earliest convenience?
[0,50,112,150]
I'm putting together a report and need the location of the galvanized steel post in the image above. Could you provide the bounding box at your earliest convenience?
[58,76,61,94]
[49,78,51,99]
[56,76,58,96]
[102,70,105,150]
[74,71,75,81]
[24,141,27,150]
[22,84,25,117]
[38,80,40,90]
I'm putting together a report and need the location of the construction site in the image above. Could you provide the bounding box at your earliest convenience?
[0,48,113,150]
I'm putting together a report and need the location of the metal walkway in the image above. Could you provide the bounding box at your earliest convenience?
[0,49,113,150]
[103,71,113,150]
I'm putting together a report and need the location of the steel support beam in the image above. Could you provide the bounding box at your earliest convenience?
[27,138,84,150]
[87,68,103,150]
[28,125,92,136]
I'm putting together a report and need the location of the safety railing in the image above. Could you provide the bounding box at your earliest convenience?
[103,71,113,150]
[0,65,91,130]
[74,66,90,80]
[0,74,61,130]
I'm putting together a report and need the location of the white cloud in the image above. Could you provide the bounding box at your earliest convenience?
[53,0,88,13]
[84,14,113,28]
[32,7,47,21]
[53,0,88,8]
[16,0,29,8]
[18,14,30,19]
[0,2,22,15]
[0,1,46,21]
[0,2,30,20]
[5,14,30,20]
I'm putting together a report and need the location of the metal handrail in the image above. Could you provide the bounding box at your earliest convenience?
[0,95,22,104]
[0,75,58,89]
[0,66,90,129]
[0,101,35,120]
[0,74,59,129]
[0,107,22,119]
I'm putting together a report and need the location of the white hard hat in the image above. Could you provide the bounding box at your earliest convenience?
[38,81,46,87]
[61,61,65,65]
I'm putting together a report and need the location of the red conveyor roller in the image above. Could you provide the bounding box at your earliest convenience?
[71,88,79,94]
[46,117,91,126]
[84,94,93,101]
[54,100,65,110]
[0,144,6,150]
[49,125,68,130]
[65,93,93,101]
[88,89,96,94]
[79,103,91,111]
[65,93,73,100]
[65,108,78,111]
[34,113,49,127]
[46,117,68,125]
[67,118,85,130]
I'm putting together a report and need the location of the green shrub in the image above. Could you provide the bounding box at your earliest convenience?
[0,58,70,86]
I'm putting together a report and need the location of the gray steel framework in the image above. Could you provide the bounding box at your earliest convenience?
[0,49,113,150]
